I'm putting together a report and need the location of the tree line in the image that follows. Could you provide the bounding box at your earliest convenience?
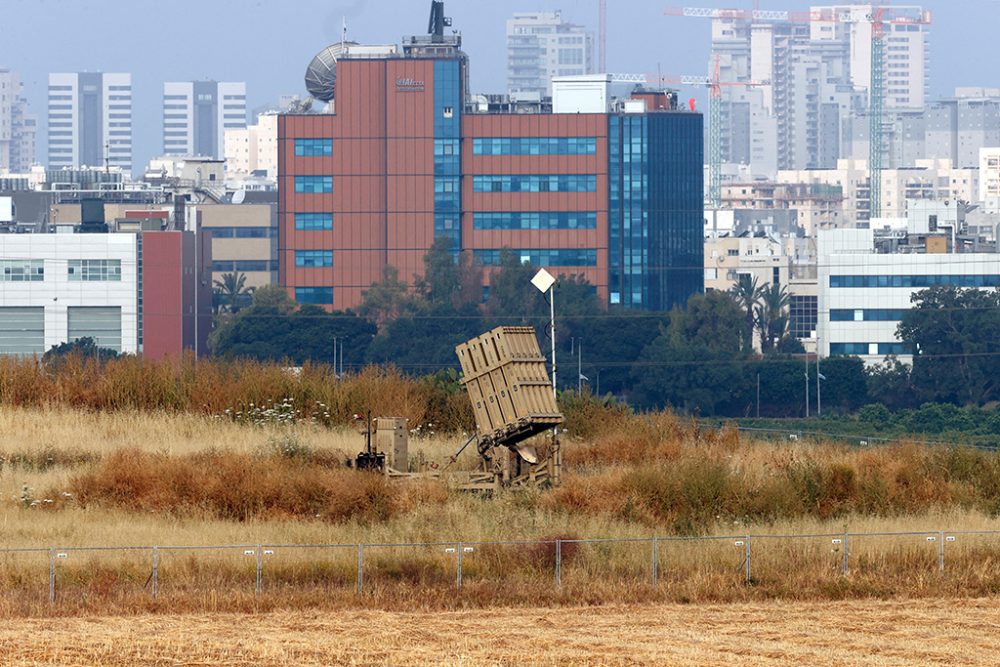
[205,241,1000,418]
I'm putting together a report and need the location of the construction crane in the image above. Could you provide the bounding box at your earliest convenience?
[611,59,768,209]
[664,5,932,219]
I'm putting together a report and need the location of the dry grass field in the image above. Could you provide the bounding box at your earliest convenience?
[0,597,997,666]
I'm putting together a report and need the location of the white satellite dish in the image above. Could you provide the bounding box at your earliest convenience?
[232,189,246,205]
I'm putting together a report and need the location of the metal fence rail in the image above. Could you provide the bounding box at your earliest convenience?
[4,529,1000,604]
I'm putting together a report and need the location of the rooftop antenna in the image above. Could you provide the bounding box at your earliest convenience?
[428,0,450,41]
[104,141,110,174]
[341,16,347,48]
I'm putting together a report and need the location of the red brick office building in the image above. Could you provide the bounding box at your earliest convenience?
[279,7,703,312]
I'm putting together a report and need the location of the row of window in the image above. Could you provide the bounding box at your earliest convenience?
[472,174,596,193]
[295,287,333,305]
[207,226,277,239]
[830,274,1000,288]
[472,137,596,156]
[473,211,597,230]
[1,259,123,282]
[212,260,274,273]
[830,342,913,356]
[295,176,333,193]
[295,138,333,157]
[473,248,597,267]
[294,212,334,231]
[295,250,333,268]
[830,309,908,322]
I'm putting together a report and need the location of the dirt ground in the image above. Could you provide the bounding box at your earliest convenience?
[0,597,997,666]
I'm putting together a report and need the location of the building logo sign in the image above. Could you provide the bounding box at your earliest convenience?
[396,78,426,92]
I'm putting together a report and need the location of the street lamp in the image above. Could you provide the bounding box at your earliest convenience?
[531,268,557,399]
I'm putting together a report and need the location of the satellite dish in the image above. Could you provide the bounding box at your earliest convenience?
[304,42,356,103]
[232,189,246,205]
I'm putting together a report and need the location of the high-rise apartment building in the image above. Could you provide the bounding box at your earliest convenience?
[281,10,703,312]
[224,112,278,178]
[712,4,928,174]
[162,81,247,158]
[47,73,132,171]
[0,69,36,172]
[507,12,594,96]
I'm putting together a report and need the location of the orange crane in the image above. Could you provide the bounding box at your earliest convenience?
[664,5,932,218]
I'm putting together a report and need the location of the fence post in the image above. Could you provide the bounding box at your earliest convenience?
[651,538,659,587]
[456,542,463,590]
[255,545,263,594]
[938,531,945,574]
[744,535,751,585]
[151,546,159,599]
[843,532,850,575]
[356,544,364,595]
[554,540,562,589]
[48,548,55,604]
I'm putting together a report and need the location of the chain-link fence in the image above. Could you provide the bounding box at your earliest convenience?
[4,529,1000,604]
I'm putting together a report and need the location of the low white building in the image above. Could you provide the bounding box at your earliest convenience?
[818,225,1000,364]
[0,234,138,355]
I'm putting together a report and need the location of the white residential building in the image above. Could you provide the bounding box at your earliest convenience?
[47,73,132,171]
[163,81,247,159]
[711,4,928,173]
[507,12,594,97]
[980,147,1000,213]
[0,69,36,172]
[0,234,138,355]
[224,112,278,178]
[778,158,978,226]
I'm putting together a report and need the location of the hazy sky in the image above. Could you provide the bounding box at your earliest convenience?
[3,0,998,170]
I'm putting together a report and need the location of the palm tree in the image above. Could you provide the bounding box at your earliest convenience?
[757,283,791,352]
[729,275,766,352]
[213,271,254,314]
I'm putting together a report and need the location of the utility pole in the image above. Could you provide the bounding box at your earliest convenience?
[816,344,822,417]
[577,338,583,392]
[333,337,338,376]
[804,355,810,419]
[756,372,760,418]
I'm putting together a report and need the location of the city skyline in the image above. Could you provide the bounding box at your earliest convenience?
[2,0,999,171]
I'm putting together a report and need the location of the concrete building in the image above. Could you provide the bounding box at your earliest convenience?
[281,8,703,312]
[48,73,132,171]
[0,228,210,358]
[818,200,1000,364]
[711,4,927,174]
[844,90,1000,169]
[507,12,594,97]
[0,69,36,172]
[721,181,845,235]
[197,202,278,301]
[980,147,1000,213]
[224,112,278,178]
[162,81,247,159]
[778,158,978,226]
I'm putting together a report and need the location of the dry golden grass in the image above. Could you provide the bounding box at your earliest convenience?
[1,598,998,666]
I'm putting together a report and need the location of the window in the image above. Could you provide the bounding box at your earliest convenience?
[294,176,333,193]
[67,259,121,282]
[727,249,739,257]
[472,137,597,155]
[830,275,1000,288]
[206,226,276,239]
[473,212,597,230]
[295,287,333,305]
[829,343,871,356]
[0,260,44,282]
[295,250,333,268]
[472,174,596,193]
[294,213,333,231]
[294,138,333,157]
[830,309,907,322]
[473,249,597,267]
